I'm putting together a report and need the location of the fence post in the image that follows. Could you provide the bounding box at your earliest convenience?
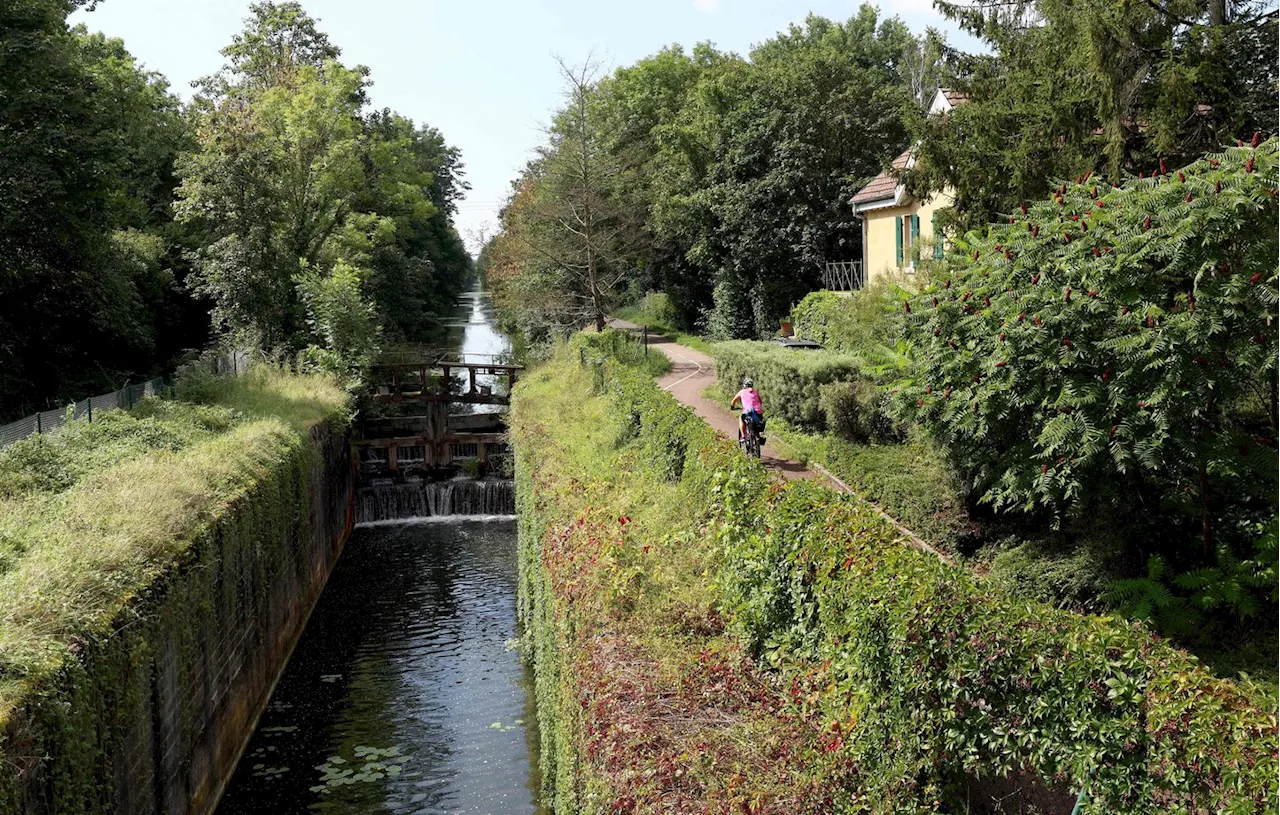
[36,412,41,435]
[87,399,92,423]
[643,325,648,357]
[579,347,586,367]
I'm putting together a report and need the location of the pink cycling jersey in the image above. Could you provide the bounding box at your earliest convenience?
[736,388,763,414]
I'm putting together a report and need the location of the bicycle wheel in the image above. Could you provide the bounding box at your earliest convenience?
[748,430,761,459]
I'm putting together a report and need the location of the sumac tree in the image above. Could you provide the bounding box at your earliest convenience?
[896,139,1278,556]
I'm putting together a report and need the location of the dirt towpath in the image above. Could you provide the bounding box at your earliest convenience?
[605,318,951,563]
[607,319,818,482]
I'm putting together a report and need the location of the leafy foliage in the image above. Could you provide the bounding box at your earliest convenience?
[514,341,1278,813]
[0,1,199,417]
[897,142,1278,540]
[176,3,469,361]
[911,0,1279,233]
[487,7,930,340]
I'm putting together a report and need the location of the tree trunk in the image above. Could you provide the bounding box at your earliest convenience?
[1199,459,1213,554]
[1208,0,1227,26]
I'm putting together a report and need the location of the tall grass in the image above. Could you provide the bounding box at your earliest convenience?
[0,368,347,725]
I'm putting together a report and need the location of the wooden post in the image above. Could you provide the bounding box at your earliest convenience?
[469,365,477,394]
[388,445,399,472]
[643,326,648,357]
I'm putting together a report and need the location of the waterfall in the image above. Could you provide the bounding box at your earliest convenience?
[355,479,515,525]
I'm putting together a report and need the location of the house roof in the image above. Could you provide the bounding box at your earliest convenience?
[850,148,912,206]
[942,89,970,107]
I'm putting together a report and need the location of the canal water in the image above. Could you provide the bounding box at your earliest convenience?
[217,282,540,814]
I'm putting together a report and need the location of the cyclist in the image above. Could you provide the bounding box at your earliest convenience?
[729,377,765,447]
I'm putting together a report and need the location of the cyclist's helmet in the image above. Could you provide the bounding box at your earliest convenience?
[742,377,754,388]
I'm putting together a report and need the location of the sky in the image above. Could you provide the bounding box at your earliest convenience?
[72,0,982,254]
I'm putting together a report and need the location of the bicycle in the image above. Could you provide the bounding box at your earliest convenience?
[738,409,764,459]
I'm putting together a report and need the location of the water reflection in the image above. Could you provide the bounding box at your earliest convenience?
[443,282,512,415]
[217,520,540,814]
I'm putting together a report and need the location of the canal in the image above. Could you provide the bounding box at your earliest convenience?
[217,282,540,814]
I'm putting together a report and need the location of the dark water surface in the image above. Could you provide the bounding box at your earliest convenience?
[217,519,540,814]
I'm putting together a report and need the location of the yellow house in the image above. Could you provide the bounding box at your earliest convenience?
[849,89,964,285]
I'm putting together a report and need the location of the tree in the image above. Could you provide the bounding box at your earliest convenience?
[0,0,193,417]
[178,2,469,360]
[910,0,1279,232]
[353,111,473,344]
[495,58,639,333]
[648,9,919,336]
[178,55,367,348]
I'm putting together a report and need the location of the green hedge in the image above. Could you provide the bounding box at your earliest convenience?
[711,340,864,430]
[788,285,899,356]
[514,339,1277,813]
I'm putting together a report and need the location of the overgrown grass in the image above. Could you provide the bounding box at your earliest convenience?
[518,342,1277,812]
[0,366,348,727]
[578,327,673,377]
[515,346,847,811]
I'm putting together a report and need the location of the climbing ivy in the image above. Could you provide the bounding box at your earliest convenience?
[514,340,1278,813]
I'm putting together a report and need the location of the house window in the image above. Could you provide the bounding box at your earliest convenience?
[896,213,920,270]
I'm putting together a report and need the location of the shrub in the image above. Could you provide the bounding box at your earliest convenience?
[788,281,899,355]
[819,378,902,443]
[896,142,1279,543]
[633,291,676,328]
[711,341,863,430]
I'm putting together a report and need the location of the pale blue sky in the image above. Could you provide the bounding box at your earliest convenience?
[73,0,980,252]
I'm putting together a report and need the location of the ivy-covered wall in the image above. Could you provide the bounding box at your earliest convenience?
[513,343,1277,813]
[0,424,353,815]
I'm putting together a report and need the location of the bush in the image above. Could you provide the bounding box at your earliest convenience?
[711,341,864,431]
[631,291,676,328]
[788,282,899,355]
[818,379,902,444]
[896,142,1278,530]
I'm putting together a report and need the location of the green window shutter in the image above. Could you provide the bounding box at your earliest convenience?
[911,214,921,262]
[895,215,903,266]
[932,212,943,259]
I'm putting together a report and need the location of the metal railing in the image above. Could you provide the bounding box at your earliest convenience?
[0,349,251,450]
[822,260,865,292]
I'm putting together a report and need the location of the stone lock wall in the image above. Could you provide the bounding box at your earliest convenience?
[2,424,353,815]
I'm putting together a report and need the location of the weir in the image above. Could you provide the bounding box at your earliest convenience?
[355,477,516,523]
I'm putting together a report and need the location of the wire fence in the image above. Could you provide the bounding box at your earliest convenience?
[0,349,251,450]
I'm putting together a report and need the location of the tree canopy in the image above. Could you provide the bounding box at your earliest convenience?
[909,0,1279,232]
[486,6,930,340]
[0,0,473,414]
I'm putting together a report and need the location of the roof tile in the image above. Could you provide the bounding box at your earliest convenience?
[851,148,912,204]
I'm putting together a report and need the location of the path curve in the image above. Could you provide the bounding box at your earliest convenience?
[606,318,952,564]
